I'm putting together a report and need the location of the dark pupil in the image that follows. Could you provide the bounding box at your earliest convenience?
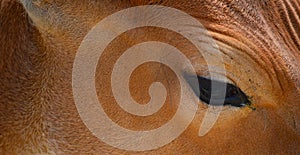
[185,75,250,107]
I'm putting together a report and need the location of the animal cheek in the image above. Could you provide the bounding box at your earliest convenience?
[250,95,299,132]
[274,99,300,131]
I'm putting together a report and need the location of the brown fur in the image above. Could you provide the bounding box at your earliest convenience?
[1,0,300,154]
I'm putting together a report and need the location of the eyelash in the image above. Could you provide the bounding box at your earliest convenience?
[185,75,251,108]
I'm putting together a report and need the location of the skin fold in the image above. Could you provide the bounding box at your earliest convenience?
[0,0,299,154]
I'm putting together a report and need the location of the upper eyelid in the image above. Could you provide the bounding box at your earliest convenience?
[184,57,236,83]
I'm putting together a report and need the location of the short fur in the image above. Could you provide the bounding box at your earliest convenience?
[1,0,299,154]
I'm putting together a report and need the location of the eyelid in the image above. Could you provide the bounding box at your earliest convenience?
[181,57,245,95]
[182,60,234,85]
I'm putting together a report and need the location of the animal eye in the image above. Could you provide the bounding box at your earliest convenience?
[185,75,251,107]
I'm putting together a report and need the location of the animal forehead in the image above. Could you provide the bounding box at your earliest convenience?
[20,0,300,86]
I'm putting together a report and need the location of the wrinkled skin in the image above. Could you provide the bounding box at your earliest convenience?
[0,0,300,154]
